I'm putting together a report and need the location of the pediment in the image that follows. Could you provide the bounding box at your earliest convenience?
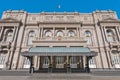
[0,18,21,23]
[103,18,118,21]
[99,18,120,23]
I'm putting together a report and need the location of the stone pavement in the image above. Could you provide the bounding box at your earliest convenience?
[0,70,120,80]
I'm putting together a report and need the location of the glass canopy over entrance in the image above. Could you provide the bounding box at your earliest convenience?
[21,47,97,73]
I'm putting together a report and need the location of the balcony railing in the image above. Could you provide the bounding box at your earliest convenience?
[0,41,11,49]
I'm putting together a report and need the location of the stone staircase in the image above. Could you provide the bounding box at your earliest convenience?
[0,69,120,80]
[0,70,30,76]
[28,73,91,80]
[91,68,120,76]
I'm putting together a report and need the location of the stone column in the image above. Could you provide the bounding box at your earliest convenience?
[66,56,69,64]
[36,56,39,69]
[83,56,86,69]
[34,56,37,69]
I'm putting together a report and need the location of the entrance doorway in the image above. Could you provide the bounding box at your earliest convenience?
[70,56,78,68]
[55,56,65,68]
[42,57,50,68]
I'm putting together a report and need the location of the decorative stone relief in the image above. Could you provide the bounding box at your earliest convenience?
[45,16,53,21]
[67,16,75,21]
[102,15,111,20]
[56,16,64,21]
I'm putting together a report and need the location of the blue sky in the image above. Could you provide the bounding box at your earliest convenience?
[0,0,120,18]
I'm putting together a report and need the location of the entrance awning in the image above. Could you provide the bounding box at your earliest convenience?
[21,47,97,57]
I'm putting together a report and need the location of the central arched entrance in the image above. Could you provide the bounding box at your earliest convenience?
[21,47,97,73]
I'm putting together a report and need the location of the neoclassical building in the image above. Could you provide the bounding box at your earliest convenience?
[0,10,120,72]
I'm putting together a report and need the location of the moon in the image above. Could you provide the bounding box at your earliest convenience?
[58,5,61,9]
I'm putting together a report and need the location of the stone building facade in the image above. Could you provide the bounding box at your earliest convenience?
[0,10,120,71]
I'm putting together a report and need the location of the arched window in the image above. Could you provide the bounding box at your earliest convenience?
[45,30,52,37]
[106,29,115,42]
[0,54,6,68]
[5,29,13,42]
[68,30,75,37]
[56,30,64,37]
[23,58,30,68]
[85,31,92,45]
[27,31,35,45]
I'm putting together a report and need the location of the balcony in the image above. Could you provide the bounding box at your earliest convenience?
[32,37,87,47]
[109,41,120,48]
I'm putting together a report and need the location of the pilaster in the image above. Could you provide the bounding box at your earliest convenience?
[101,26,111,68]
[115,26,120,41]
[41,27,43,39]
[77,27,79,39]
[53,27,55,39]
[0,26,4,40]
[34,56,38,69]
[4,49,11,69]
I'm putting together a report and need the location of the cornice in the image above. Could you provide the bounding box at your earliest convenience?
[37,21,82,24]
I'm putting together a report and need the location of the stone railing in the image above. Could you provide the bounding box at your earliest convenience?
[109,41,120,48]
[0,41,11,48]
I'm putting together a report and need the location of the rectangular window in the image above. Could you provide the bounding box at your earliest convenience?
[23,58,30,68]
[112,54,120,68]
[0,54,6,68]
[89,58,96,68]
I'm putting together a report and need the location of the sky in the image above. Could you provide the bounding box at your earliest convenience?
[0,0,120,18]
